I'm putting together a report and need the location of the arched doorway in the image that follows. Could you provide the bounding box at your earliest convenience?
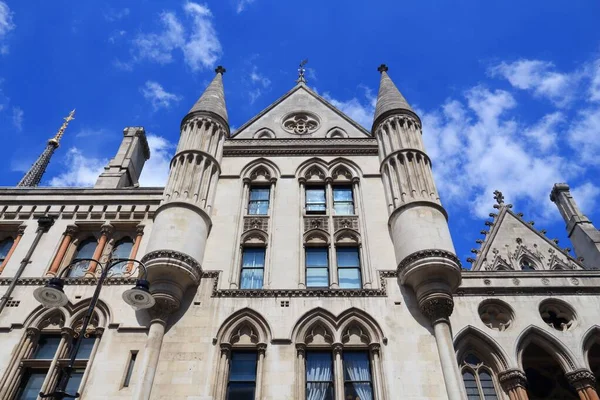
[522,342,578,399]
[589,342,600,392]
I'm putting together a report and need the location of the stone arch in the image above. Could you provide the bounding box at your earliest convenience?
[29,307,68,330]
[67,299,111,329]
[303,229,331,246]
[241,229,268,246]
[326,127,348,138]
[454,325,510,371]
[291,307,337,345]
[516,325,577,372]
[296,158,329,181]
[333,228,361,245]
[337,308,384,344]
[582,325,600,365]
[216,308,272,346]
[253,128,276,139]
[241,158,281,182]
[328,158,362,178]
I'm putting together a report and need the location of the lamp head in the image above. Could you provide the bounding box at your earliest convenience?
[34,277,69,308]
[122,279,155,310]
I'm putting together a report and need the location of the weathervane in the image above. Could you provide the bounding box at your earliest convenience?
[296,59,308,84]
[49,109,76,146]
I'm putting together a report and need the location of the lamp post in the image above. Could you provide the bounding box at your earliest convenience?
[33,257,155,399]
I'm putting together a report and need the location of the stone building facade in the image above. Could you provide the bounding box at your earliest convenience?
[0,65,599,400]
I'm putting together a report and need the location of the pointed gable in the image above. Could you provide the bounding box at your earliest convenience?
[232,84,371,139]
[470,192,585,271]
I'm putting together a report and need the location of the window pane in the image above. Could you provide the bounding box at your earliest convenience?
[229,352,257,381]
[249,188,270,201]
[226,382,255,400]
[337,248,359,268]
[110,238,134,277]
[306,248,328,268]
[16,370,46,400]
[0,237,14,260]
[462,370,481,400]
[242,248,265,269]
[344,383,373,400]
[306,352,333,382]
[333,203,354,215]
[306,382,334,400]
[75,337,96,360]
[33,335,61,359]
[338,268,361,289]
[64,370,84,396]
[343,352,372,381]
[479,370,498,399]
[306,268,329,287]
[306,188,326,203]
[69,238,97,278]
[240,268,264,289]
[333,186,353,202]
[248,201,269,215]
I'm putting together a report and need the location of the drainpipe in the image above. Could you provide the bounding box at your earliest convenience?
[0,216,55,315]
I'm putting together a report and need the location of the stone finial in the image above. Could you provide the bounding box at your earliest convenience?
[377,64,389,73]
[493,190,504,205]
[215,65,226,74]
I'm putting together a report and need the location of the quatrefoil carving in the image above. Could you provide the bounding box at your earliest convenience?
[282,113,319,135]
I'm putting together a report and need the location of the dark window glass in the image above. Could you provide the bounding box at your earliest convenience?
[69,238,97,278]
[333,186,354,215]
[463,370,481,400]
[123,351,137,388]
[520,259,535,271]
[32,334,61,360]
[479,370,498,399]
[16,369,47,400]
[306,187,326,214]
[226,352,257,400]
[337,247,361,289]
[240,248,265,289]
[110,237,134,277]
[343,351,373,400]
[0,237,14,261]
[306,248,329,288]
[57,369,85,397]
[306,352,334,400]
[248,187,270,215]
[73,336,96,360]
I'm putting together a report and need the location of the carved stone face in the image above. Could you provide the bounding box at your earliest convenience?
[282,112,320,135]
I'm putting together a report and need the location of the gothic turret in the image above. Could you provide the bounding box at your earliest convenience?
[17,109,75,187]
[551,183,600,269]
[373,65,464,400]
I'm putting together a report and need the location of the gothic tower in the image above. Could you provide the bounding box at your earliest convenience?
[135,67,229,400]
[372,65,464,399]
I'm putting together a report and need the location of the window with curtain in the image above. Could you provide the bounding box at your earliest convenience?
[306,187,326,214]
[226,352,257,400]
[0,237,14,262]
[248,187,270,215]
[343,351,374,400]
[333,186,354,215]
[68,238,97,278]
[109,237,134,277]
[461,353,499,400]
[337,247,361,289]
[306,248,329,288]
[306,352,334,400]
[240,248,265,289]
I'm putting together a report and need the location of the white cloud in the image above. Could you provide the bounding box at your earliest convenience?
[248,65,271,104]
[129,3,221,71]
[0,1,15,55]
[141,81,182,111]
[104,8,130,22]
[567,106,600,166]
[11,106,23,131]
[139,135,174,186]
[489,60,578,107]
[48,148,107,187]
[589,61,600,102]
[236,0,256,13]
[322,86,376,129]
[570,182,600,217]
[523,111,563,152]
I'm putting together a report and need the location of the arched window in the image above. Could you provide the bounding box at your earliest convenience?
[522,342,577,399]
[0,237,14,263]
[68,238,97,278]
[460,353,499,399]
[520,259,535,271]
[589,342,600,392]
[109,237,134,277]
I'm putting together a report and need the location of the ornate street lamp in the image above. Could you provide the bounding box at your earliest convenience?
[33,258,155,399]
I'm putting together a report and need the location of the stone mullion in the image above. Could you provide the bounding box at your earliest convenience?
[77,328,103,398]
[333,343,344,400]
[39,328,73,396]
[0,327,39,399]
[326,178,338,289]
[352,178,372,289]
[230,179,250,289]
[254,343,267,400]
[0,224,25,274]
[87,223,113,275]
[296,344,307,400]
[263,178,277,289]
[47,225,79,276]
[214,343,232,400]
[298,179,307,288]
[369,343,385,400]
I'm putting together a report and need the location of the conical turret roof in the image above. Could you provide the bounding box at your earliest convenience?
[373,64,416,129]
[186,66,228,124]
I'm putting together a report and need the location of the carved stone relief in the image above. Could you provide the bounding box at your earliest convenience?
[282,112,319,135]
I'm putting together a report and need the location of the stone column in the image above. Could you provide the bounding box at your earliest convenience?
[566,369,599,400]
[369,343,385,400]
[87,223,113,275]
[333,343,344,400]
[255,343,267,400]
[126,224,145,274]
[0,224,26,274]
[133,297,178,400]
[498,368,529,400]
[214,343,232,400]
[298,178,307,289]
[421,295,466,400]
[47,225,79,276]
[326,178,339,289]
[296,344,307,400]
[1,327,39,399]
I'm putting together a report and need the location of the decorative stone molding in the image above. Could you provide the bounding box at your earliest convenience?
[419,295,454,325]
[539,299,576,331]
[333,216,359,232]
[398,249,462,274]
[25,327,40,340]
[243,216,269,232]
[369,343,381,354]
[565,368,596,390]
[498,368,528,391]
[282,112,320,135]
[148,297,180,325]
[478,299,513,331]
[219,342,232,356]
[223,138,378,157]
[304,217,329,232]
[332,343,343,355]
[257,343,267,355]
[0,276,137,285]
[141,249,202,284]
[295,343,306,356]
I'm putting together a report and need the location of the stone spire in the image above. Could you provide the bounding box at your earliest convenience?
[373,64,415,130]
[17,109,75,187]
[185,66,228,128]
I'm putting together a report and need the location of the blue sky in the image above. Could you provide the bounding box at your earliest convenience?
[1,0,599,266]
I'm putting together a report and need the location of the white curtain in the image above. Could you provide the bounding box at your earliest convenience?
[306,353,333,400]
[343,352,373,400]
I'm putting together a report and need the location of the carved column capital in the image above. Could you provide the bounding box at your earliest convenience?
[498,368,528,392]
[419,294,454,325]
[65,224,79,237]
[296,343,306,357]
[325,177,334,184]
[135,224,146,236]
[566,368,597,390]
[61,326,76,340]
[332,343,343,356]
[242,177,251,185]
[17,224,27,236]
[257,343,267,356]
[369,343,381,355]
[148,296,180,326]
[26,327,41,340]
[298,177,307,185]
[220,343,232,357]
[100,223,114,236]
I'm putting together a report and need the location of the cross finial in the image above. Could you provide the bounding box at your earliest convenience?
[49,109,76,147]
[296,59,308,84]
[493,190,504,205]
[215,65,226,75]
[377,64,389,73]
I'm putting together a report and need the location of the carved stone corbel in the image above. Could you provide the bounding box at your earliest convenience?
[419,294,454,325]
[566,368,597,391]
[498,368,528,392]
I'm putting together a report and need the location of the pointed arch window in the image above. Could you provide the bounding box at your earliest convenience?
[0,237,14,263]
[68,238,97,278]
[460,353,499,400]
[109,237,134,277]
[520,259,535,271]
